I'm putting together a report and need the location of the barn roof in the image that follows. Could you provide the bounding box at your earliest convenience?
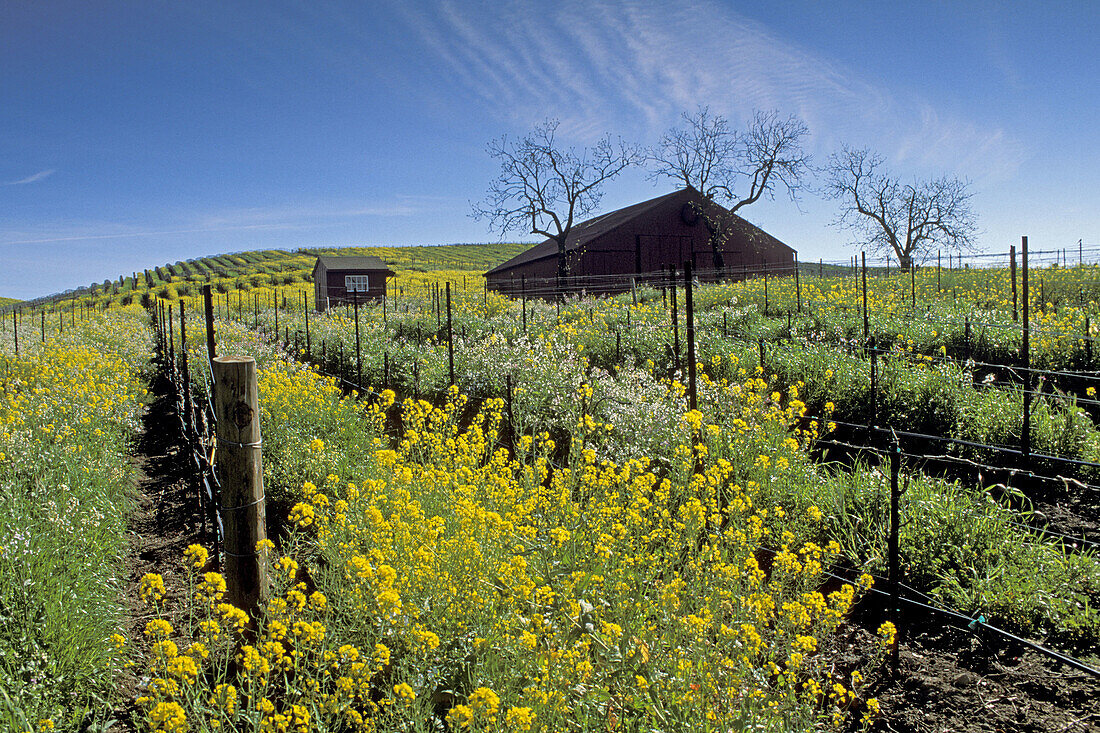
[484,188,793,276]
[484,190,684,276]
[313,255,395,273]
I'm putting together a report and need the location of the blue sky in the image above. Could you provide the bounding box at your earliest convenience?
[2,0,1096,299]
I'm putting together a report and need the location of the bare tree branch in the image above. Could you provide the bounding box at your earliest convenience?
[649,107,812,268]
[473,119,641,284]
[825,146,977,269]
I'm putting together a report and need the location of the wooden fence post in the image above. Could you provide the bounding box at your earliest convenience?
[505,374,515,455]
[684,262,697,411]
[861,251,869,341]
[354,293,362,388]
[1086,316,1092,366]
[303,291,310,357]
[670,266,680,371]
[910,261,916,309]
[179,304,192,441]
[213,355,269,616]
[964,317,971,362]
[446,282,455,386]
[795,254,802,313]
[1010,245,1018,323]
[203,285,216,364]
[1021,236,1031,460]
[168,304,175,368]
[887,440,903,671]
[870,336,878,427]
[763,263,769,315]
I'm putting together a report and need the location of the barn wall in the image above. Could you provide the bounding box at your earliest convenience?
[316,269,389,310]
[486,256,560,297]
[314,261,328,306]
[719,220,796,276]
[582,197,710,281]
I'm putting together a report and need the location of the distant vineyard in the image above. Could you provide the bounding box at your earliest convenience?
[0,243,530,313]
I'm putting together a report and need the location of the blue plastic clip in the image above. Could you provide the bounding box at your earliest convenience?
[967,614,986,630]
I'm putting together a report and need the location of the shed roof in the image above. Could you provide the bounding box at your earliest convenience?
[484,188,793,276]
[314,255,395,273]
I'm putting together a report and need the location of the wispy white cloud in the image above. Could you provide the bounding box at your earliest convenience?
[195,201,422,229]
[4,168,55,185]
[0,223,291,246]
[391,0,1024,180]
[0,197,433,246]
[893,105,1027,183]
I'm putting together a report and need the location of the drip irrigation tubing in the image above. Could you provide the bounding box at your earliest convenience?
[858,347,1100,387]
[751,544,1100,678]
[858,578,1100,678]
[809,415,1100,478]
[814,437,1100,550]
[814,435,1100,489]
[774,300,1100,344]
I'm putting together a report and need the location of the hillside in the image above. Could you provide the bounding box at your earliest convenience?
[53,242,530,309]
[0,297,21,308]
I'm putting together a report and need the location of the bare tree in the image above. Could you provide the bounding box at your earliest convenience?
[825,147,977,270]
[649,107,812,268]
[473,119,641,285]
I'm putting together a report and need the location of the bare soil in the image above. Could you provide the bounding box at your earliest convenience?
[849,618,1100,733]
[1030,492,1100,551]
[113,368,203,726]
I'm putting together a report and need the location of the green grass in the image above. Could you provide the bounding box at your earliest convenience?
[0,306,153,729]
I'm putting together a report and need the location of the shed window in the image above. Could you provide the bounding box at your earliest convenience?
[345,275,369,292]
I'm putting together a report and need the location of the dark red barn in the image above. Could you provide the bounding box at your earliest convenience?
[484,188,795,297]
[312,255,394,311]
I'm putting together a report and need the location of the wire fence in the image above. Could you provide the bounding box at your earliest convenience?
[241,283,1100,551]
[152,299,224,557]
